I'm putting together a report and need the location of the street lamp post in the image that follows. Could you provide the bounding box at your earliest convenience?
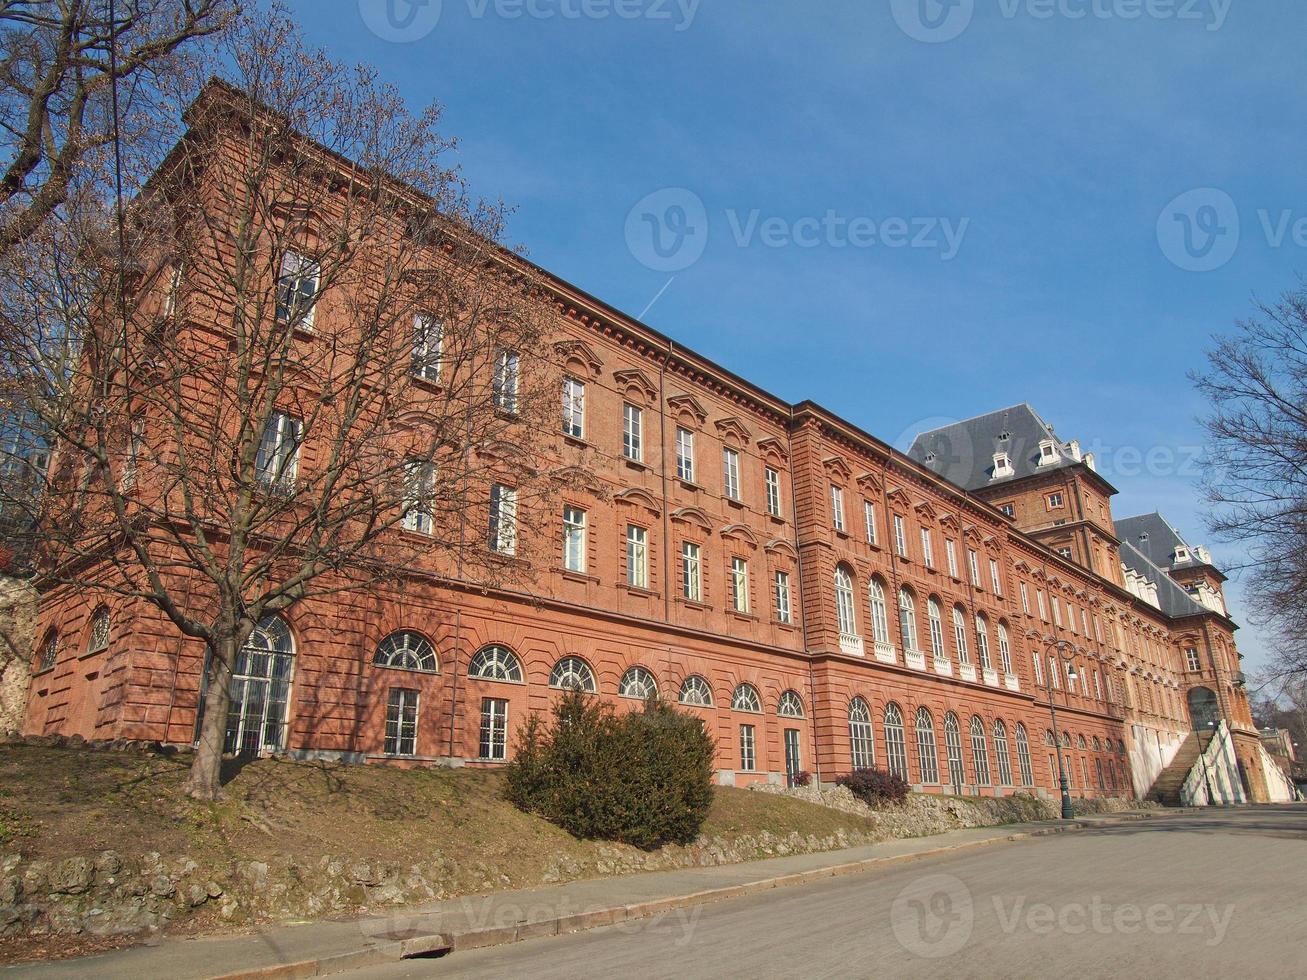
[1029,631,1080,820]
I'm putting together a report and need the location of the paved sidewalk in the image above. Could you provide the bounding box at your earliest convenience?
[3,810,1170,980]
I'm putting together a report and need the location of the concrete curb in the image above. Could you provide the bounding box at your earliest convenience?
[207,809,1171,980]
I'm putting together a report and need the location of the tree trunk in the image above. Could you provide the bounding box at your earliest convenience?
[185,634,235,801]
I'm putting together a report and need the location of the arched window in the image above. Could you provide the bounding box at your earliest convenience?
[1044,729,1056,747]
[678,675,713,707]
[993,720,1013,786]
[969,715,991,786]
[374,631,439,672]
[834,565,857,636]
[869,579,890,644]
[975,615,992,671]
[619,666,658,699]
[1103,737,1114,753]
[849,697,875,769]
[469,645,523,682]
[1076,734,1088,750]
[222,615,295,756]
[944,712,965,788]
[36,628,57,671]
[914,707,939,784]
[732,683,762,713]
[1014,723,1034,786]
[1092,735,1102,752]
[87,607,110,654]
[898,588,919,651]
[952,605,970,664]
[927,597,945,661]
[1061,731,1071,748]
[884,703,909,779]
[549,656,596,692]
[996,622,1013,675]
[778,689,805,718]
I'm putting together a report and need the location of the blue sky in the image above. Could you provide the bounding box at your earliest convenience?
[293,0,1305,674]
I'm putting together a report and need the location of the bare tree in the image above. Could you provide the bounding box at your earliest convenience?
[1194,282,1307,680]
[0,6,569,799]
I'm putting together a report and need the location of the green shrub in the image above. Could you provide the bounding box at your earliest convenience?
[505,690,715,850]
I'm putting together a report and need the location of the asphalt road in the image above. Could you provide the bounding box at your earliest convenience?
[343,806,1307,980]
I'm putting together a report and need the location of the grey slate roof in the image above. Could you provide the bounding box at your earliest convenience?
[1115,512,1201,570]
[1117,538,1207,619]
[906,403,1081,492]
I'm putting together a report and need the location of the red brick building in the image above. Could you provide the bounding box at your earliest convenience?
[20,92,1277,804]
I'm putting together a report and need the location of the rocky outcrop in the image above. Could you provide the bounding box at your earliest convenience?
[0,576,36,734]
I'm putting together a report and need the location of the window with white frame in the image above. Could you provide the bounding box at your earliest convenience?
[898,588,919,651]
[1051,595,1062,626]
[489,484,517,555]
[384,688,419,756]
[412,313,442,382]
[1015,723,1034,786]
[1048,491,1064,508]
[969,715,991,785]
[989,558,1002,595]
[679,675,713,706]
[1081,608,1091,635]
[402,458,435,535]
[623,403,643,461]
[774,570,792,624]
[563,505,587,572]
[549,656,596,692]
[994,720,1013,786]
[952,605,970,664]
[849,697,875,769]
[997,622,1013,674]
[255,410,302,489]
[676,427,695,482]
[883,703,909,779]
[778,689,805,718]
[374,631,439,672]
[765,466,782,516]
[869,579,890,644]
[928,598,945,660]
[1039,440,1059,466]
[975,615,993,670]
[479,697,508,760]
[682,541,702,602]
[562,377,585,438]
[1020,581,1030,613]
[493,349,519,413]
[946,538,958,577]
[619,666,658,699]
[1093,670,1103,700]
[739,724,756,771]
[1049,655,1060,688]
[967,548,980,585]
[276,250,319,328]
[864,501,878,544]
[893,514,908,557]
[723,447,741,500]
[732,683,762,712]
[1032,651,1044,686]
[1185,647,1201,672]
[921,528,934,567]
[1037,589,1048,620]
[830,485,845,531]
[730,556,750,613]
[944,713,965,787]
[999,503,1015,518]
[915,707,940,783]
[1057,546,1072,559]
[1067,604,1077,634]
[835,565,857,635]
[626,524,648,588]
[469,645,523,682]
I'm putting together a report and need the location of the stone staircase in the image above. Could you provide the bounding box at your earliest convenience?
[1149,732,1210,806]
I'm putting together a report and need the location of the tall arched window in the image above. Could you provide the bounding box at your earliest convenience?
[835,565,857,636]
[883,702,908,779]
[944,712,965,788]
[975,615,993,671]
[778,690,805,718]
[969,715,991,786]
[374,631,439,672]
[952,606,970,664]
[849,697,875,769]
[993,719,1013,786]
[87,606,110,654]
[898,588,919,651]
[1015,723,1034,786]
[869,579,890,644]
[996,623,1013,675]
[549,656,596,692]
[36,628,57,671]
[678,675,713,707]
[927,597,945,661]
[223,616,295,756]
[732,683,762,713]
[914,707,939,784]
[619,666,658,699]
[469,645,524,682]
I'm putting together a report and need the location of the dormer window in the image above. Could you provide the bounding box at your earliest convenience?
[1037,440,1059,466]
[1173,546,1189,563]
[992,452,1013,478]
[925,451,937,462]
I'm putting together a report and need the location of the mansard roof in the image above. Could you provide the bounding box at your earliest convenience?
[1118,538,1207,620]
[1115,512,1219,576]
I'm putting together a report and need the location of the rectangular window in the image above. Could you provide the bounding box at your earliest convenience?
[1094,617,1103,643]
[384,688,418,756]
[1020,581,1030,614]
[563,505,586,572]
[784,729,802,786]
[999,503,1015,518]
[723,447,740,500]
[562,377,585,438]
[893,514,907,557]
[255,410,302,489]
[774,570,792,624]
[626,524,648,589]
[864,501,877,544]
[946,539,958,577]
[412,313,442,382]
[682,541,702,602]
[989,559,1002,595]
[401,458,435,535]
[1081,608,1091,636]
[740,724,756,771]
[967,548,980,585]
[765,466,782,516]
[1185,647,1201,672]
[1048,492,1064,508]
[1052,596,1063,627]
[831,485,845,532]
[676,427,695,482]
[489,484,518,555]
[479,697,508,760]
[1057,546,1073,559]
[1037,589,1048,621]
[1032,651,1044,686]
[623,403,642,461]
[731,556,750,613]
[1093,670,1103,701]
[920,528,934,567]
[493,349,519,413]
[276,250,319,328]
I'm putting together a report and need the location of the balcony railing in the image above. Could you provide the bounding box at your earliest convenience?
[934,656,952,677]
[874,640,897,664]
[982,667,999,687]
[905,647,926,671]
[839,633,865,657]
[1004,673,1020,692]
[959,663,978,683]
